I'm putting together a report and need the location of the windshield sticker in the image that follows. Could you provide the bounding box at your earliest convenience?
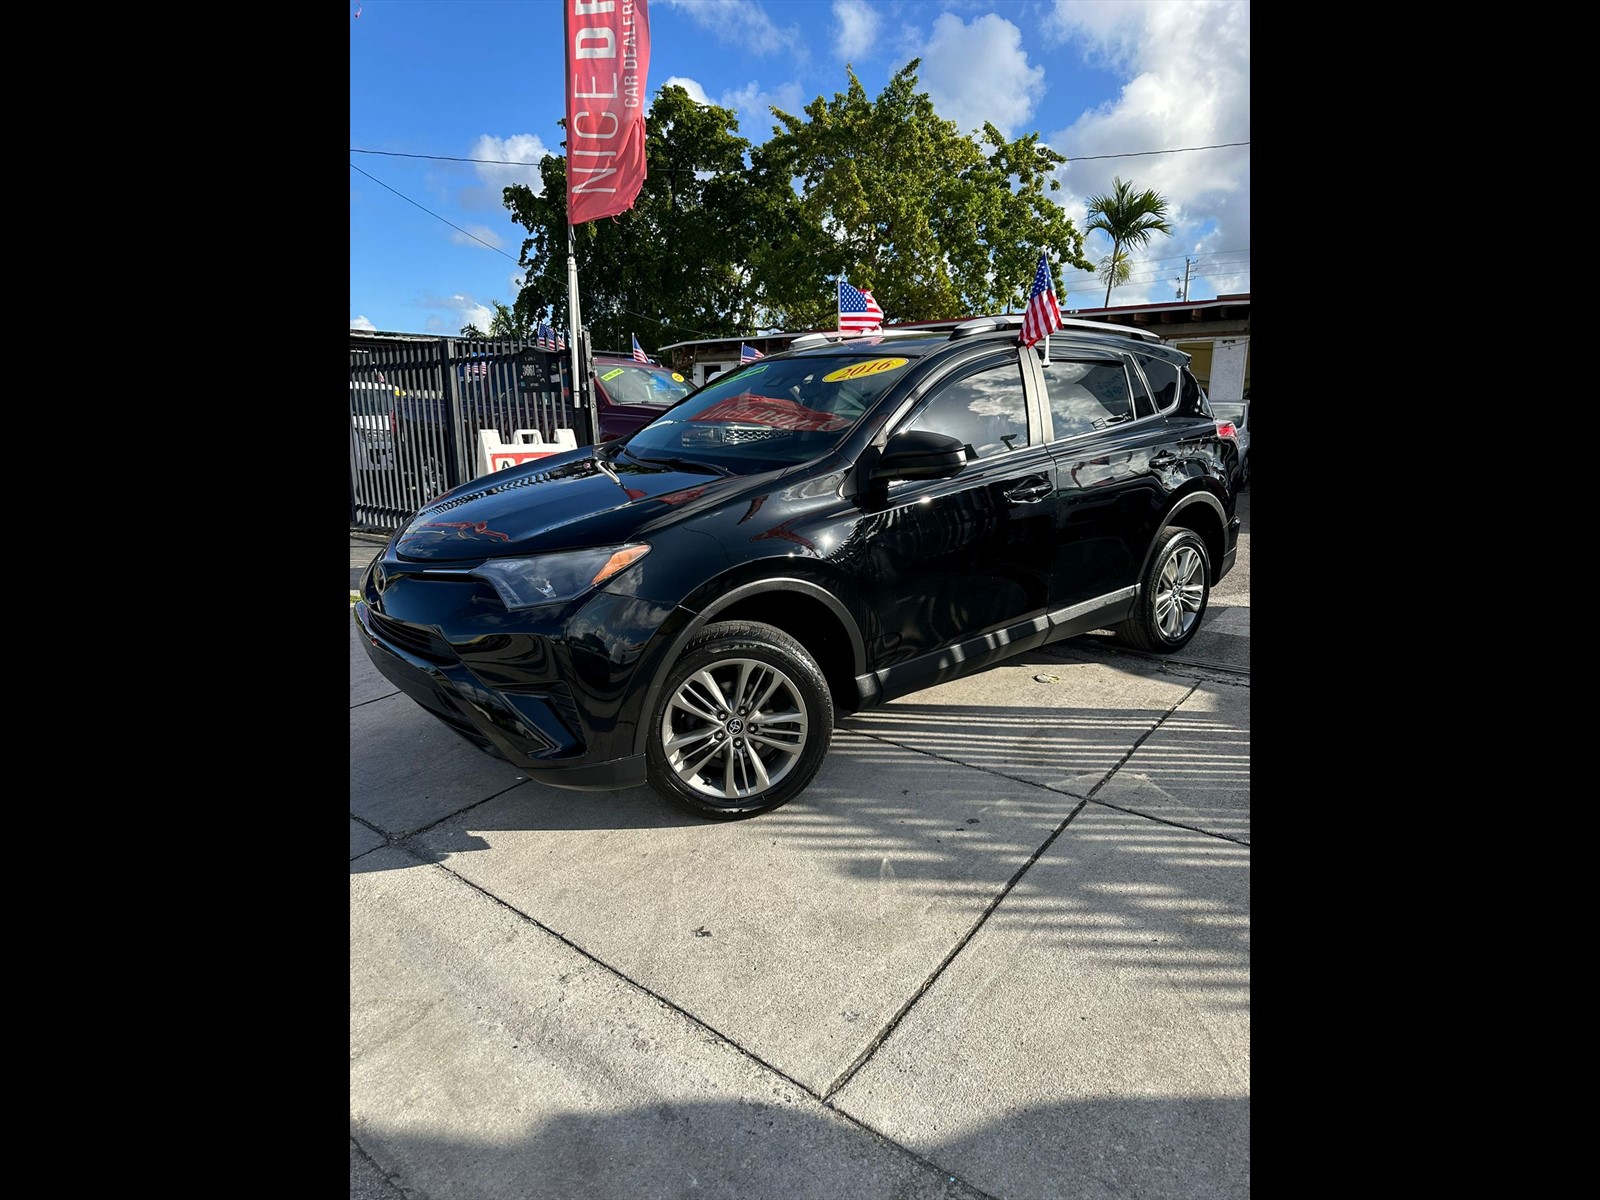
[692,394,849,431]
[671,372,685,382]
[600,368,626,381]
[735,364,769,376]
[822,358,907,383]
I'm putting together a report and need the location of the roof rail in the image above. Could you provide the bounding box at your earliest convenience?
[949,314,1161,344]
[949,315,1023,339]
[787,328,938,351]
[1054,317,1161,343]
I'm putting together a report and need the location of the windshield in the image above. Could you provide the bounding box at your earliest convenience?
[619,353,915,472]
[597,362,693,408]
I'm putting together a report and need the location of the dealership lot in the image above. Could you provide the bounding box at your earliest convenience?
[350,491,1249,1199]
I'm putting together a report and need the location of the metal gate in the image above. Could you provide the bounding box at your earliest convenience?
[350,333,591,532]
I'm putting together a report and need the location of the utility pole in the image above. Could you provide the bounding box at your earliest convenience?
[1174,256,1193,302]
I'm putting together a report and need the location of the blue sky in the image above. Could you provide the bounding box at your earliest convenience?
[350,0,1250,339]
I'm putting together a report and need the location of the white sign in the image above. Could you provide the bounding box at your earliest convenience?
[477,428,579,477]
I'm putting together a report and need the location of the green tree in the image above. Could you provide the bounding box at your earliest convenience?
[460,302,526,341]
[1097,249,1132,294]
[501,63,1096,340]
[1084,176,1174,308]
[502,85,758,352]
[752,61,1092,328]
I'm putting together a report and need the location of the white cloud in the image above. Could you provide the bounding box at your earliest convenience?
[661,74,713,105]
[421,293,493,334]
[351,315,376,331]
[1044,0,1251,307]
[464,134,547,207]
[916,13,1043,140]
[832,0,879,61]
[721,79,808,138]
[661,74,805,142]
[657,0,805,58]
[450,224,507,252]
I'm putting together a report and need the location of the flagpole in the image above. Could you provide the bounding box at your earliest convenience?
[566,224,599,446]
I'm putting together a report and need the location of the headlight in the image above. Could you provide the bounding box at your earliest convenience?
[470,544,650,610]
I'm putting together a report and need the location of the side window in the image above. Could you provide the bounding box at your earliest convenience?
[1179,366,1206,415]
[1139,356,1181,413]
[900,361,1030,459]
[1042,357,1135,440]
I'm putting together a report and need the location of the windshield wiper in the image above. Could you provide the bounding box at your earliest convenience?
[620,449,733,476]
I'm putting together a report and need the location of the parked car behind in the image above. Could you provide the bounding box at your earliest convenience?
[592,355,694,441]
[354,316,1240,820]
[1209,399,1250,488]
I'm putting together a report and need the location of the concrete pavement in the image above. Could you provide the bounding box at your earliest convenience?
[350,492,1249,1199]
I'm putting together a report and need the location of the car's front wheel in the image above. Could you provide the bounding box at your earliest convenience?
[646,620,833,819]
[1112,526,1211,653]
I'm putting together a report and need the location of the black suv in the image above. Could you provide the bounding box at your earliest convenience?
[354,315,1240,818]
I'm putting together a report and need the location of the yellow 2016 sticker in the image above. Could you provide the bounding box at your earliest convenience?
[671,372,685,382]
[822,358,908,383]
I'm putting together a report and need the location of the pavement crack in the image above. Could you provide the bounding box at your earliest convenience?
[821,795,1090,1102]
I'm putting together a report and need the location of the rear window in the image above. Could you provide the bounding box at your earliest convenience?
[621,353,912,472]
[1041,357,1136,440]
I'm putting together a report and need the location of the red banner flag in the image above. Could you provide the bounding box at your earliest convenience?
[564,0,650,225]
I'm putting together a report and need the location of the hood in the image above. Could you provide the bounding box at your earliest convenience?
[393,446,744,562]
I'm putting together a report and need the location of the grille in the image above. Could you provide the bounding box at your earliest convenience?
[367,609,452,662]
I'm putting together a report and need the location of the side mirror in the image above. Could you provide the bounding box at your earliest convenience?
[870,429,968,484]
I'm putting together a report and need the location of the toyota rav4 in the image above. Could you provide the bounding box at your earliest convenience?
[354,315,1241,819]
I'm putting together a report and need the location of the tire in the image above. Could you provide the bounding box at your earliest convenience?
[1112,527,1211,654]
[646,620,833,819]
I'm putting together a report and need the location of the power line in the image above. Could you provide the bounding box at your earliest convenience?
[351,162,521,262]
[1066,140,1248,162]
[351,148,1249,328]
[350,140,1249,168]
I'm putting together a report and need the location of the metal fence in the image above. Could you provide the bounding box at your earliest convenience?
[350,333,590,532]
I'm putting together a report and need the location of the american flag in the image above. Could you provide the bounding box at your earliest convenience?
[555,329,566,351]
[838,280,884,335]
[632,334,649,363]
[536,321,555,350]
[740,343,763,364]
[1019,254,1063,347]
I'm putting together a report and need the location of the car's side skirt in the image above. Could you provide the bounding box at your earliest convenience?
[853,589,1137,708]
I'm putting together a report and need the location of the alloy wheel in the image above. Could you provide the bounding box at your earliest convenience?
[660,657,808,799]
[1153,544,1206,641]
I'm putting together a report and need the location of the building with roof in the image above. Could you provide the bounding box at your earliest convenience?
[656,294,1251,402]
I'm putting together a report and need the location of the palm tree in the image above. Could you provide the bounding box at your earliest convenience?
[1084,177,1174,308]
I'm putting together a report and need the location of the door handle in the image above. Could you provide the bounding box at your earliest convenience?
[1004,476,1052,504]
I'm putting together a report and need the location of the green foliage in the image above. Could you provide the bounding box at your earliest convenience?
[503,85,758,352]
[500,62,1097,344]
[1083,176,1174,307]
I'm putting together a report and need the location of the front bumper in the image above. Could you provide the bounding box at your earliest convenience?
[354,598,650,790]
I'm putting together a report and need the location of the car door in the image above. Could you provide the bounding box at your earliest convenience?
[1028,344,1169,620]
[856,349,1056,675]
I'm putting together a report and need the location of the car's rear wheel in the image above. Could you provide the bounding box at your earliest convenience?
[1112,527,1211,653]
[646,620,833,819]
